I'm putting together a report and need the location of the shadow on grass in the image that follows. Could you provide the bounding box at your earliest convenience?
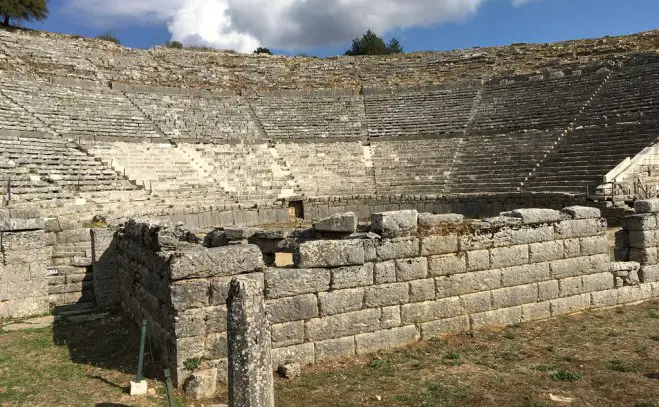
[96,404,131,407]
[52,306,162,381]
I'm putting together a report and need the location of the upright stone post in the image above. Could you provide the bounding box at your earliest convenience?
[227,278,275,407]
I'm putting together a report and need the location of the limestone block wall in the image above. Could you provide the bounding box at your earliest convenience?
[113,219,265,388]
[616,199,659,285]
[0,214,49,318]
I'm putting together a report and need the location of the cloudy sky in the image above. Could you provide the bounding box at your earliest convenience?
[27,0,659,55]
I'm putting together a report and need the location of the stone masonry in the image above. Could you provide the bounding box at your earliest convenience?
[105,205,659,398]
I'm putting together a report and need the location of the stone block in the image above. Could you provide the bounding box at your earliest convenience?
[640,265,659,282]
[420,235,458,256]
[538,280,560,301]
[521,301,551,322]
[331,263,374,289]
[380,305,401,329]
[376,237,419,260]
[395,257,428,281]
[371,210,418,238]
[590,289,619,308]
[313,212,357,233]
[437,269,501,297]
[628,230,657,249]
[266,294,318,324]
[590,254,611,273]
[364,283,409,308]
[314,337,356,360]
[529,241,563,263]
[510,226,554,245]
[374,261,396,284]
[501,263,550,286]
[419,315,471,339]
[490,245,529,269]
[271,343,315,369]
[271,321,305,348]
[204,332,228,359]
[409,279,436,303]
[355,326,419,354]
[618,284,653,303]
[470,306,522,330]
[169,245,265,280]
[466,249,490,271]
[171,280,210,311]
[305,309,381,341]
[175,308,209,338]
[400,297,463,324]
[418,213,464,228]
[504,208,563,225]
[558,276,583,297]
[550,294,590,316]
[491,284,538,308]
[460,291,492,313]
[319,288,364,316]
[265,268,331,299]
[428,254,466,277]
[622,214,657,231]
[634,199,659,214]
[562,206,601,220]
[629,247,658,265]
[582,272,614,292]
[294,240,365,268]
[563,238,581,258]
[554,219,606,239]
[550,257,590,279]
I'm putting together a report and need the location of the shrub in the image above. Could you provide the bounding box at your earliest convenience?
[344,29,403,56]
[550,370,582,382]
[254,47,272,55]
[166,40,183,49]
[95,31,120,45]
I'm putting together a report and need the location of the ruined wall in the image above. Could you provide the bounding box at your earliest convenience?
[0,213,49,318]
[106,204,659,397]
[616,200,659,286]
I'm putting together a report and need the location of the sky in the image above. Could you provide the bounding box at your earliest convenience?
[23,0,659,57]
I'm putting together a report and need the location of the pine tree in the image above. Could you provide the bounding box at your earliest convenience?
[0,0,48,26]
[344,29,403,56]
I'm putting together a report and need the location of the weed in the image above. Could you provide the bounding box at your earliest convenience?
[445,352,461,360]
[648,310,659,319]
[609,360,637,372]
[532,364,555,372]
[636,402,659,407]
[442,352,463,366]
[394,394,413,402]
[368,358,389,369]
[183,358,200,372]
[95,31,120,45]
[650,335,659,342]
[503,331,516,340]
[551,370,583,382]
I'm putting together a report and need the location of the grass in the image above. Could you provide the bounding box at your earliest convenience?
[0,300,658,406]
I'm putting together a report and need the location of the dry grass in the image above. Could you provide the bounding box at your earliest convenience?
[1,300,658,406]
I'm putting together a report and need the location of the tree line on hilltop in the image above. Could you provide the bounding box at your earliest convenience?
[1,2,403,57]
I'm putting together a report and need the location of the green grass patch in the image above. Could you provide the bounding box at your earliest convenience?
[551,370,583,382]
[635,402,659,407]
[609,360,637,373]
[650,335,659,341]
[532,364,555,372]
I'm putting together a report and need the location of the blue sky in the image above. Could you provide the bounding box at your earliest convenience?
[24,0,659,57]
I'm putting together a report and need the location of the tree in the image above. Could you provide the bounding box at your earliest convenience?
[166,40,183,49]
[344,29,403,56]
[0,0,48,26]
[254,47,272,55]
[95,31,120,45]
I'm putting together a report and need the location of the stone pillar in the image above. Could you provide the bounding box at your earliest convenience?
[227,278,275,407]
[91,228,120,307]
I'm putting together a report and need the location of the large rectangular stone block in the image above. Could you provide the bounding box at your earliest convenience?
[331,264,374,289]
[305,309,381,341]
[266,294,319,324]
[491,284,538,308]
[374,261,396,284]
[555,219,606,239]
[436,269,501,297]
[466,249,490,271]
[271,343,315,369]
[590,289,619,308]
[580,236,610,256]
[364,283,409,308]
[380,305,401,329]
[428,254,466,277]
[633,199,659,214]
[355,326,419,354]
[501,263,550,286]
[550,294,590,316]
[490,245,529,269]
[622,213,657,231]
[419,315,471,339]
[395,257,428,281]
[319,288,364,316]
[376,237,420,260]
[314,337,356,361]
[563,238,581,258]
[470,306,523,330]
[169,245,265,280]
[538,280,560,301]
[510,226,554,245]
[409,279,436,303]
[371,210,418,238]
[521,301,551,322]
[628,230,658,249]
[271,321,305,348]
[265,268,330,299]
[562,206,601,220]
[582,272,615,292]
[629,247,658,265]
[294,240,365,268]
[617,284,653,304]
[558,276,583,297]
[529,241,563,263]
[460,291,492,313]
[400,297,463,324]
[640,265,659,282]
[171,280,211,311]
[550,257,590,279]
[420,235,458,256]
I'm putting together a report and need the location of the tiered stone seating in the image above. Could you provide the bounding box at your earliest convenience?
[0,91,48,133]
[122,86,263,141]
[371,138,460,195]
[471,67,608,133]
[190,143,300,203]
[0,75,162,140]
[447,130,560,193]
[0,135,138,202]
[249,91,366,140]
[524,57,659,193]
[278,142,374,196]
[364,83,481,138]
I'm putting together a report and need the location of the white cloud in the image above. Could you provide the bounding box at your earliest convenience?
[62,0,533,52]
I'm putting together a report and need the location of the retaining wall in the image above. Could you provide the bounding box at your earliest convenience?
[105,203,659,397]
